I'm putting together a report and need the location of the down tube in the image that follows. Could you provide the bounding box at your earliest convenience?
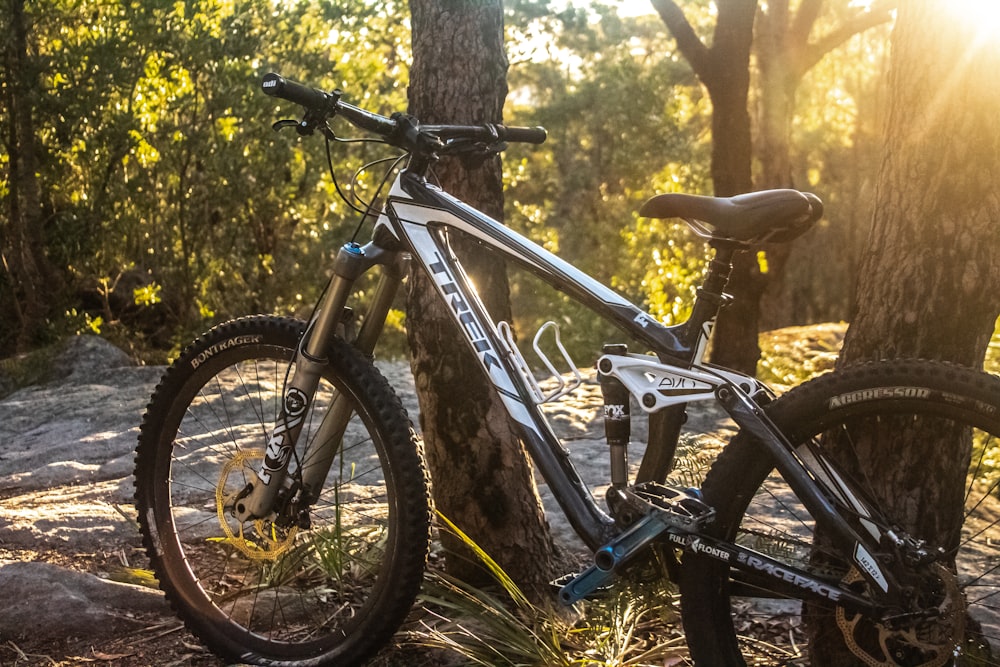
[398,219,617,550]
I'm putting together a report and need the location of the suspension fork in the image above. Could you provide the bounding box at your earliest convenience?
[233,241,405,521]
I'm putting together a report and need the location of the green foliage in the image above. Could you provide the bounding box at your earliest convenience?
[502,6,712,354]
[1,0,409,352]
[1,0,892,365]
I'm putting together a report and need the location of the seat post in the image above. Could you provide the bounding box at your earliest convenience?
[681,242,740,354]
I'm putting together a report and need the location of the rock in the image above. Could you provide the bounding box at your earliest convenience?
[0,341,734,649]
[48,335,135,383]
[0,561,168,639]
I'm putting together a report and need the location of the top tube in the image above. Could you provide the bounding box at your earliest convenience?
[384,170,698,364]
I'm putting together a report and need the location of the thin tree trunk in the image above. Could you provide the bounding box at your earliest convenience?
[407,0,559,591]
[3,0,59,351]
[652,0,759,373]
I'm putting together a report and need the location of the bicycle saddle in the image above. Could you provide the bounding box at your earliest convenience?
[639,189,823,244]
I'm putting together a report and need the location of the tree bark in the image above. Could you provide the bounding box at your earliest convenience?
[819,2,1000,663]
[756,0,895,330]
[407,0,559,590]
[839,1,1000,367]
[652,0,759,373]
[2,0,60,351]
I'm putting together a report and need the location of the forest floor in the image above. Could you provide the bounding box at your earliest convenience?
[0,324,846,666]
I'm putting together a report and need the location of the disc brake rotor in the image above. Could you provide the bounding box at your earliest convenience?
[836,564,965,667]
[214,448,297,560]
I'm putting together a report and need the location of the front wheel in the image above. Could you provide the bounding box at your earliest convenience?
[680,360,1000,666]
[134,315,430,666]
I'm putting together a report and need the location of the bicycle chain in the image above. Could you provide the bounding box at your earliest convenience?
[214,448,298,560]
[738,528,964,666]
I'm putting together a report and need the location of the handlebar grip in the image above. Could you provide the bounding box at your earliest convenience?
[262,73,333,111]
[498,125,547,144]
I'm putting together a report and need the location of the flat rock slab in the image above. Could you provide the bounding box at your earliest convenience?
[0,561,169,639]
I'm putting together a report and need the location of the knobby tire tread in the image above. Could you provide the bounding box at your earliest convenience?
[680,359,1000,666]
[134,315,430,666]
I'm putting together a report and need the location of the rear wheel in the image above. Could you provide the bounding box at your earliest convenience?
[680,360,1000,666]
[135,316,430,666]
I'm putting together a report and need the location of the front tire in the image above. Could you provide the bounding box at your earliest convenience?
[680,360,1000,666]
[135,316,430,666]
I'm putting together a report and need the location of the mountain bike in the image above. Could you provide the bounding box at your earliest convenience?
[133,73,1000,666]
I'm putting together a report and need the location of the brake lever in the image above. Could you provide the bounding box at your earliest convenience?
[272,119,300,132]
[453,140,508,169]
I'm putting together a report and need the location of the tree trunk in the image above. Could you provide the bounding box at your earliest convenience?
[654,1,896,371]
[820,2,1000,663]
[652,0,759,373]
[755,0,896,331]
[407,0,559,590]
[839,0,1000,367]
[2,0,59,351]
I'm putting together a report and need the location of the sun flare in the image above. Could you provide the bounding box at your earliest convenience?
[939,0,1000,45]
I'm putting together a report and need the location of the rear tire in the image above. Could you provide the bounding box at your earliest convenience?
[135,315,430,666]
[680,360,1000,666]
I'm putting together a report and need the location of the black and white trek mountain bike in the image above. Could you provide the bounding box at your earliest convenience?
[134,73,1000,666]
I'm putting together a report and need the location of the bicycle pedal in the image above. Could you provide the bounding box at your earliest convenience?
[559,509,674,605]
[550,572,611,600]
[626,482,715,531]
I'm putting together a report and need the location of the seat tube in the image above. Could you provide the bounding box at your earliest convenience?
[681,243,736,355]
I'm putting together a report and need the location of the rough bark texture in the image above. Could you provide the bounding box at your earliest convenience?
[756,0,895,330]
[2,0,60,351]
[406,0,559,589]
[818,3,1000,663]
[839,1,1000,366]
[652,0,758,373]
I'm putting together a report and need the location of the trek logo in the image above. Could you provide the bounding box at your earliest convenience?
[427,252,502,374]
[258,388,308,485]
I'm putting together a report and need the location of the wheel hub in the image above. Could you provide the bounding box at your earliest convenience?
[214,448,298,560]
[836,564,965,667]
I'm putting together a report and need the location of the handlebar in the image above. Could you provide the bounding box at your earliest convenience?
[261,72,546,152]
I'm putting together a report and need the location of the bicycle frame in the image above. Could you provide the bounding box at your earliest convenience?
[236,166,902,615]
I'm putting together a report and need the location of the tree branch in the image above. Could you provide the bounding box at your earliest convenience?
[790,0,823,47]
[650,0,712,80]
[799,1,896,75]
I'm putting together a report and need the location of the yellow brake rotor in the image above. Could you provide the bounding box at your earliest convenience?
[214,448,298,560]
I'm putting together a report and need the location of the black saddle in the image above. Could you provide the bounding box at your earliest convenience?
[638,189,823,244]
